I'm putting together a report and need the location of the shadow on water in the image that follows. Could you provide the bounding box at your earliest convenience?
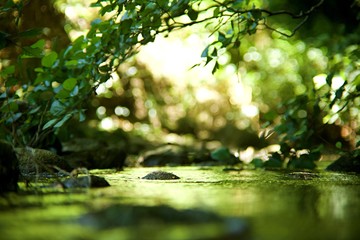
[0,166,360,239]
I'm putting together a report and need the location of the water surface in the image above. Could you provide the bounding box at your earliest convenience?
[1,165,359,239]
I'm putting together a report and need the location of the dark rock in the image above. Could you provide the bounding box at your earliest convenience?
[0,140,19,193]
[62,138,126,170]
[62,138,107,153]
[63,148,126,170]
[212,124,268,149]
[61,175,110,188]
[326,151,360,173]
[138,144,190,167]
[141,171,180,180]
[138,144,212,167]
[15,147,71,175]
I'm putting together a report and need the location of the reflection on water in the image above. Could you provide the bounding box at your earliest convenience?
[0,167,359,239]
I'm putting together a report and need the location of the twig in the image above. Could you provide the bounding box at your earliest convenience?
[263,15,309,37]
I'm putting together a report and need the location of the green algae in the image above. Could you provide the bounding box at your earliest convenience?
[1,165,360,239]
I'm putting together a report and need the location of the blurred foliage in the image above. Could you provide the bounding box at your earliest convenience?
[0,0,359,169]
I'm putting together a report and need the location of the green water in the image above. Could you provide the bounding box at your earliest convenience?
[1,164,360,240]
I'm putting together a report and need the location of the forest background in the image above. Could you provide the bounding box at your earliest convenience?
[0,0,359,169]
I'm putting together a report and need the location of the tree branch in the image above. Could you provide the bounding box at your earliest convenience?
[260,0,324,37]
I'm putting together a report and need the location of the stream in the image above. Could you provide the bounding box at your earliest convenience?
[1,163,360,240]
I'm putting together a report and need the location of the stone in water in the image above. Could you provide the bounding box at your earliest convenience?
[141,171,180,180]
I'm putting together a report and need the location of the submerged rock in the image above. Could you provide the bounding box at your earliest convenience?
[78,204,250,239]
[0,140,19,193]
[141,171,180,180]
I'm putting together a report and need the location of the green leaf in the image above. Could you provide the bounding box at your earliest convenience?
[0,65,15,78]
[120,19,133,34]
[205,56,212,65]
[212,61,219,74]
[65,60,78,68]
[352,72,360,86]
[70,85,79,97]
[211,147,239,164]
[250,9,262,20]
[17,28,43,38]
[2,101,18,112]
[218,32,232,47]
[326,72,334,86]
[218,32,226,43]
[41,51,58,67]
[50,100,65,115]
[247,21,257,34]
[34,73,47,84]
[213,7,220,17]
[79,110,86,122]
[231,0,244,9]
[234,39,241,48]
[100,5,113,16]
[63,78,77,91]
[201,46,209,58]
[6,112,22,124]
[90,2,102,8]
[43,119,58,130]
[54,113,72,128]
[21,46,43,58]
[56,89,70,99]
[187,8,198,20]
[91,18,102,26]
[211,48,217,57]
[31,39,45,49]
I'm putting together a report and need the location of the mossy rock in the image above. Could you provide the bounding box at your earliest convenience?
[15,147,71,175]
[141,171,180,180]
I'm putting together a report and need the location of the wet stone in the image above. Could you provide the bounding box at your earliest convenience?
[141,171,180,180]
[61,175,110,188]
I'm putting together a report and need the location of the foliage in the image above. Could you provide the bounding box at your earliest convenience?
[262,42,360,169]
[210,147,239,165]
[0,0,318,146]
[0,0,359,170]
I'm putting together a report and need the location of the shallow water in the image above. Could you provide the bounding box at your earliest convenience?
[1,163,360,240]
